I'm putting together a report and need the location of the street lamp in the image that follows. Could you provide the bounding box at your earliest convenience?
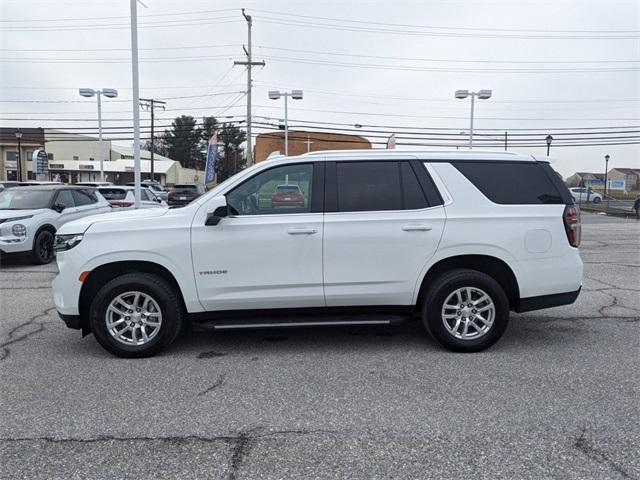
[603,154,610,197]
[14,131,23,182]
[455,89,492,149]
[79,87,118,182]
[545,135,553,156]
[268,90,303,156]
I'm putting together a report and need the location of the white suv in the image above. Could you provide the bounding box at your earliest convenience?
[52,150,583,357]
[0,185,111,264]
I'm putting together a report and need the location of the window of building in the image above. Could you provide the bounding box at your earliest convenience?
[6,151,18,162]
[47,153,54,160]
[227,163,313,215]
[89,157,95,161]
[73,156,79,161]
[26,150,34,161]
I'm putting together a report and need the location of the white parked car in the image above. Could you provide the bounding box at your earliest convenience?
[76,181,114,187]
[53,150,583,357]
[568,187,602,203]
[0,185,111,264]
[97,186,167,210]
[126,181,168,202]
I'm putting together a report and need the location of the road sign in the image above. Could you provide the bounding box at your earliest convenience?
[32,149,49,174]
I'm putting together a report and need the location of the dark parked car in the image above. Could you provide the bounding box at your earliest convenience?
[167,184,203,207]
[271,184,305,208]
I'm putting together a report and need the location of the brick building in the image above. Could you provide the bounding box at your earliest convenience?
[254,130,371,162]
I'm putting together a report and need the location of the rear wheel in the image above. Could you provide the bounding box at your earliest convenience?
[422,269,509,352]
[31,230,54,265]
[592,196,601,203]
[90,273,184,358]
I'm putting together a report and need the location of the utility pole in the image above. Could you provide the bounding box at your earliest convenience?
[234,9,264,167]
[140,98,166,182]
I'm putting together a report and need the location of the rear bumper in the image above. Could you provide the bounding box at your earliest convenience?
[516,287,581,313]
[59,312,82,330]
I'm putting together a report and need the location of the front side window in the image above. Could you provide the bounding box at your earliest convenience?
[54,190,75,209]
[227,163,313,215]
[72,189,97,206]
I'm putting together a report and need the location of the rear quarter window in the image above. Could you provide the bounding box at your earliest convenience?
[99,188,126,200]
[452,161,567,205]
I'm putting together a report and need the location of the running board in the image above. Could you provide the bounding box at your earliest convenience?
[214,319,393,330]
[191,312,411,331]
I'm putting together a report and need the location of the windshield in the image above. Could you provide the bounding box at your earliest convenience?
[173,184,197,190]
[0,189,54,210]
[98,188,127,200]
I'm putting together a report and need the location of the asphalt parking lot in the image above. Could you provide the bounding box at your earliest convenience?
[1,213,638,480]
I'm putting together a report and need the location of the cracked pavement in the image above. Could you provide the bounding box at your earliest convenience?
[1,213,638,479]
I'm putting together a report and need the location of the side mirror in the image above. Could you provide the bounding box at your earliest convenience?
[206,205,228,226]
[52,203,65,213]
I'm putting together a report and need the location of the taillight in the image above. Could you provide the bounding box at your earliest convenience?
[110,201,134,208]
[563,205,581,247]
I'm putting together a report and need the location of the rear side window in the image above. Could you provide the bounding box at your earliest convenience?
[336,162,402,212]
[99,188,126,200]
[453,161,565,205]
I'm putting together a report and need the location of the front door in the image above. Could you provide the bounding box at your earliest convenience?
[191,162,325,311]
[323,160,446,306]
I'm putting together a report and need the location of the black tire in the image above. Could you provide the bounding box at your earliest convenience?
[592,196,601,204]
[31,229,55,265]
[90,273,184,358]
[422,269,509,352]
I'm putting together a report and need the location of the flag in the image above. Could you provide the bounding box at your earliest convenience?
[386,133,396,150]
[204,133,218,186]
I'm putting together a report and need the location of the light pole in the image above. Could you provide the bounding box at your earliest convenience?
[268,90,303,156]
[14,131,23,182]
[546,135,553,156]
[455,89,492,149]
[603,154,610,197]
[79,88,118,182]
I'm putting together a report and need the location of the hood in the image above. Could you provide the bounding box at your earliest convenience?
[57,207,169,235]
[0,208,48,221]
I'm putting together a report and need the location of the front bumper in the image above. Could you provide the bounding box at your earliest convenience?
[516,287,582,313]
[0,235,31,254]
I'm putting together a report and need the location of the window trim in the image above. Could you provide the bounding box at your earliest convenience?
[224,161,323,216]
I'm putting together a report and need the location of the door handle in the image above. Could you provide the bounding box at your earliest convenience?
[287,227,317,235]
[402,224,432,232]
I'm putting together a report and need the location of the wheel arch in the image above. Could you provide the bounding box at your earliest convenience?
[415,254,520,311]
[32,223,56,248]
[78,260,187,335]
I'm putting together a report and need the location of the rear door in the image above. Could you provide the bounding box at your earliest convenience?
[323,160,446,306]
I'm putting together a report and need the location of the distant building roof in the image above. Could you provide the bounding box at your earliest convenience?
[111,144,175,163]
[610,167,640,176]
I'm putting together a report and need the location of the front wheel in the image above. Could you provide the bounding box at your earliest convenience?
[592,196,602,203]
[422,269,509,352]
[31,229,54,265]
[90,273,184,358]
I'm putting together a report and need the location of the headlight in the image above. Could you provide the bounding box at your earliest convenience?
[54,234,84,252]
[12,224,27,237]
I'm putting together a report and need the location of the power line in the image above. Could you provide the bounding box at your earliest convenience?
[257,16,640,40]
[256,45,638,65]
[0,8,239,23]
[250,9,640,35]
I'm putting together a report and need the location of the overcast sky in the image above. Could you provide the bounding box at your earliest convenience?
[1,0,638,177]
